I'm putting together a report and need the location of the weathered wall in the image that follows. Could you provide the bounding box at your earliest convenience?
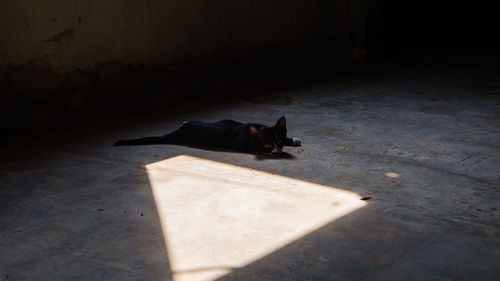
[0,0,373,133]
[0,0,372,70]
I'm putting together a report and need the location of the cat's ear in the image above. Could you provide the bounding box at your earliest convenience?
[249,125,261,136]
[275,116,286,129]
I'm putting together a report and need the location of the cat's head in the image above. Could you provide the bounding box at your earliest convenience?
[250,116,288,154]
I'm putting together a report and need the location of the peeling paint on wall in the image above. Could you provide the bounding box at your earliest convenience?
[43,28,74,44]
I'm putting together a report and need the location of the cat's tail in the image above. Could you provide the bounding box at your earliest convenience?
[113,134,179,146]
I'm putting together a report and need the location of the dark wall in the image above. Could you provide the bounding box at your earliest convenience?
[3,1,496,134]
[0,0,376,134]
[380,1,500,49]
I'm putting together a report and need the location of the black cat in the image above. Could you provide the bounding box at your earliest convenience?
[113,116,301,154]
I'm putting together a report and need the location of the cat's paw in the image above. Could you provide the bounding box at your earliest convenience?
[291,137,301,146]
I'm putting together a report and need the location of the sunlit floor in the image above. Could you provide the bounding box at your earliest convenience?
[148,155,365,281]
[1,57,499,281]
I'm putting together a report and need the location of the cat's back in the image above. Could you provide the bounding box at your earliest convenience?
[180,119,245,137]
[214,119,243,127]
[178,119,243,147]
[186,119,242,129]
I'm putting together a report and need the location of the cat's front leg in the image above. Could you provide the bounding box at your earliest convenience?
[285,137,301,146]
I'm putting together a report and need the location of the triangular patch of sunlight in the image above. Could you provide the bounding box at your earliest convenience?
[146,155,366,281]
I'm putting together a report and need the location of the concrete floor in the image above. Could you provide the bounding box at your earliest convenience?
[1,55,500,281]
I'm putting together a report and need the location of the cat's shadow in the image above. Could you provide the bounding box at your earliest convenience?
[254,152,295,160]
[180,144,297,161]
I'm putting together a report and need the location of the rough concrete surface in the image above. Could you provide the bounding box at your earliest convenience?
[1,57,499,281]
